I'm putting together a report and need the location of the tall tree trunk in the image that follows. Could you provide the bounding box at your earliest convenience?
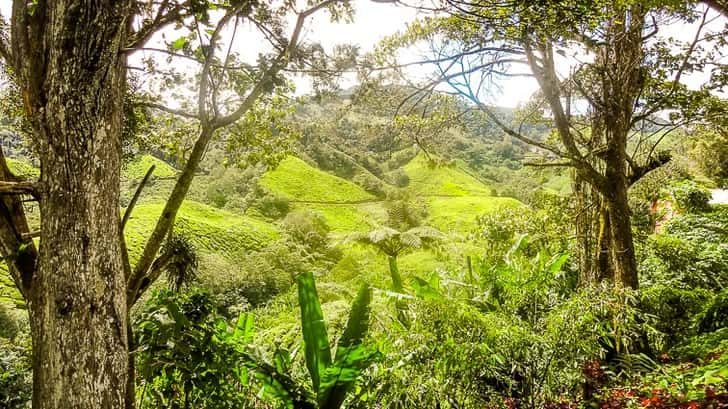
[605,184,639,289]
[10,2,132,407]
[596,204,614,283]
[573,172,594,286]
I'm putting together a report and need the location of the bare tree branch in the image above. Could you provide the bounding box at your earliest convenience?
[127,0,192,49]
[137,101,199,119]
[122,165,156,231]
[0,181,39,196]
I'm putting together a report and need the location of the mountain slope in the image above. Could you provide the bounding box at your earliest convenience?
[403,154,493,197]
[259,156,375,202]
[125,201,278,261]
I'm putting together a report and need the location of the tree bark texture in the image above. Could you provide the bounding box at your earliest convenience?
[536,4,645,289]
[9,2,132,407]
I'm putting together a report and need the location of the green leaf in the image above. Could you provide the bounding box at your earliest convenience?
[233,312,255,344]
[171,37,188,51]
[318,284,378,409]
[163,299,190,329]
[252,368,296,408]
[547,253,570,274]
[297,272,332,394]
[318,345,381,409]
[336,284,372,350]
[411,276,443,300]
[273,348,292,374]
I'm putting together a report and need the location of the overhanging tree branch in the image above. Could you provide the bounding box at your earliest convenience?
[127,0,192,49]
[127,0,344,306]
[0,146,36,299]
[0,181,39,196]
[137,101,199,120]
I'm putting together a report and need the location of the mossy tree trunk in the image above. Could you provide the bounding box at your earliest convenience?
[5,1,133,407]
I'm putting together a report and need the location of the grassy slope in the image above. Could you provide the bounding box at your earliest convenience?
[403,154,493,197]
[122,154,178,180]
[125,201,278,261]
[258,156,381,232]
[259,156,375,202]
[402,154,522,233]
[426,196,523,233]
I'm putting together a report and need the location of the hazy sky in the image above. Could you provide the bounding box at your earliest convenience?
[0,1,724,108]
[302,0,726,107]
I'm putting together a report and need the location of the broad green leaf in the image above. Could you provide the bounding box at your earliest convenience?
[547,253,570,274]
[163,299,190,329]
[411,276,443,300]
[318,345,381,409]
[318,284,377,408]
[171,37,188,50]
[336,284,372,350]
[233,312,255,344]
[297,272,332,394]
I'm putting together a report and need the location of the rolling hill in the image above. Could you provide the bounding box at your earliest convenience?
[403,154,494,197]
[259,156,376,203]
[0,151,524,311]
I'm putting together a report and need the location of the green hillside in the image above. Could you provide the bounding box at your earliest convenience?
[6,157,39,178]
[124,201,278,261]
[401,155,522,233]
[403,154,493,196]
[122,154,178,180]
[427,196,523,232]
[259,156,375,202]
[257,154,523,235]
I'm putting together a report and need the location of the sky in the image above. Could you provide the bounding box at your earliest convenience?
[272,0,727,107]
[279,0,542,107]
[298,0,726,107]
[0,1,725,108]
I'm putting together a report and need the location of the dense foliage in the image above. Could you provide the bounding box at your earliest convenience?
[0,1,727,407]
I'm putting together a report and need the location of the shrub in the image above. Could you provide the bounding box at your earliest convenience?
[385,198,428,230]
[0,335,31,409]
[689,128,728,185]
[249,187,290,219]
[388,168,410,188]
[639,286,711,352]
[698,289,728,333]
[668,180,711,213]
[282,209,331,252]
[639,235,728,289]
[671,328,728,361]
[328,254,363,282]
[134,289,253,409]
[352,173,386,197]
[663,209,728,244]
[195,241,307,314]
[0,304,25,341]
[354,286,644,409]
[352,300,511,408]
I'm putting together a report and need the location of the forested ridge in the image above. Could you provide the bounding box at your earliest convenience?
[1,1,728,408]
